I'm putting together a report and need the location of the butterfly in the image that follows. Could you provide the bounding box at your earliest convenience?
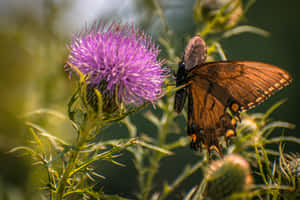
[174,36,292,157]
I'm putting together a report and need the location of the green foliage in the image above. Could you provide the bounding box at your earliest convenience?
[8,0,299,200]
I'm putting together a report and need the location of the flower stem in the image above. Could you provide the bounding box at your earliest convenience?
[141,101,174,200]
[160,159,205,200]
[200,0,236,37]
[254,144,268,185]
[56,120,95,200]
[56,150,79,200]
[152,0,169,35]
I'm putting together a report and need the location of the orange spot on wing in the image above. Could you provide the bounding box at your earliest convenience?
[231,118,237,126]
[231,103,239,112]
[189,134,197,142]
[226,129,235,137]
[209,145,220,153]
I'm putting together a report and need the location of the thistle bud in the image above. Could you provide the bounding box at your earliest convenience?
[204,154,253,200]
[281,153,300,195]
[194,0,243,31]
[287,156,300,179]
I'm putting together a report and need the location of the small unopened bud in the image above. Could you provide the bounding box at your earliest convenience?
[204,154,253,200]
[195,0,243,30]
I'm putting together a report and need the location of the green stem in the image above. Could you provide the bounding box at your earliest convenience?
[142,153,162,200]
[199,0,236,37]
[141,103,174,200]
[56,121,94,200]
[56,150,79,200]
[254,145,268,185]
[47,166,55,200]
[160,159,205,200]
[152,0,169,35]
[260,144,275,183]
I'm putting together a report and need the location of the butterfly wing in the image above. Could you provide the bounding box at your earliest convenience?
[187,61,292,154]
[184,36,207,70]
[187,75,237,154]
[174,62,188,113]
[190,61,292,112]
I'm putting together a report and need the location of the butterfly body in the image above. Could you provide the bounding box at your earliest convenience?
[174,62,188,113]
[175,36,292,156]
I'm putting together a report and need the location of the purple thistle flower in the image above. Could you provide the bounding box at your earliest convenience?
[66,22,169,107]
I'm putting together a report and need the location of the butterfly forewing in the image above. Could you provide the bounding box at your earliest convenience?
[174,62,188,113]
[191,61,292,111]
[174,88,187,113]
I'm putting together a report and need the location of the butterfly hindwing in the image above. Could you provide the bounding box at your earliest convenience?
[187,76,237,154]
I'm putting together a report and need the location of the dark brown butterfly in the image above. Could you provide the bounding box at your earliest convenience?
[174,36,292,157]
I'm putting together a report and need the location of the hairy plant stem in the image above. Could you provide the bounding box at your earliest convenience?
[141,102,174,200]
[56,120,96,200]
[152,0,169,35]
[160,159,205,200]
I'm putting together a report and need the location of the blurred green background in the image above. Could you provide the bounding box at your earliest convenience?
[0,0,298,199]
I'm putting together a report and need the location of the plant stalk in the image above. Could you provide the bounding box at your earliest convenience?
[56,120,95,200]
[141,102,174,200]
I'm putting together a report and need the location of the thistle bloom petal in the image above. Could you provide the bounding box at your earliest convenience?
[66,22,169,107]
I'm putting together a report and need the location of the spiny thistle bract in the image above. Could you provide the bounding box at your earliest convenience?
[65,22,169,112]
[283,154,300,180]
[204,154,253,200]
[281,153,300,199]
[289,157,300,182]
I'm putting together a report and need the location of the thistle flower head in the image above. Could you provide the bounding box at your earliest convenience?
[204,154,253,200]
[66,22,168,108]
